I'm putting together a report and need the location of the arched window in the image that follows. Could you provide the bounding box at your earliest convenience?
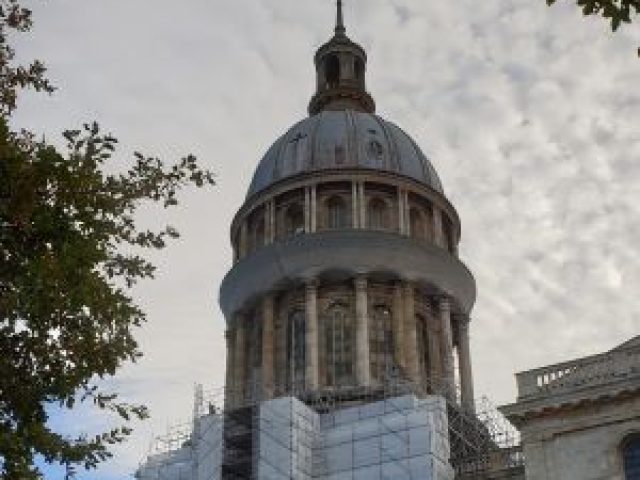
[326,196,347,230]
[324,303,353,387]
[416,314,430,388]
[287,310,306,392]
[285,203,305,237]
[409,208,425,240]
[368,198,389,230]
[325,55,340,88]
[370,305,394,383]
[624,435,640,480]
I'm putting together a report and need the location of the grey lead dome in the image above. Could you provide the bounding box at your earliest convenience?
[247,110,444,199]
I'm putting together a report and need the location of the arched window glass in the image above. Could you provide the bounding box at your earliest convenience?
[416,314,430,387]
[287,310,306,392]
[325,303,353,387]
[370,305,393,383]
[325,55,340,88]
[368,198,388,230]
[285,203,305,237]
[410,208,425,240]
[326,196,347,230]
[624,436,640,480]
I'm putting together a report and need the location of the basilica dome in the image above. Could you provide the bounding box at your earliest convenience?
[247,110,443,198]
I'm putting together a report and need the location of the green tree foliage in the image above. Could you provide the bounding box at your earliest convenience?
[0,1,215,478]
[545,0,640,54]
[0,0,53,116]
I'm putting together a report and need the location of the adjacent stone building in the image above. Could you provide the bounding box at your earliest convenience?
[501,336,640,480]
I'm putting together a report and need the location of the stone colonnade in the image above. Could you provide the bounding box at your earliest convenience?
[236,180,452,260]
[226,278,475,413]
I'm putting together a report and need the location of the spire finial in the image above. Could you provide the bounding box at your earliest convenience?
[335,0,346,36]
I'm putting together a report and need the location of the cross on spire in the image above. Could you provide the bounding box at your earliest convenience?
[335,0,346,36]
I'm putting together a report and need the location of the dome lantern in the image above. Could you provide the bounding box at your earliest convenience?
[308,1,376,116]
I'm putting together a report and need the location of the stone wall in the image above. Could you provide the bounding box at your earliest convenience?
[521,396,640,480]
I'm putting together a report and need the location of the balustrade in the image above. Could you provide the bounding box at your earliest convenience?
[516,345,640,399]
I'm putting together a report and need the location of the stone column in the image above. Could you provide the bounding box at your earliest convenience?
[403,283,420,385]
[438,297,456,401]
[427,305,442,393]
[392,283,405,372]
[269,199,276,242]
[404,191,410,236]
[358,182,366,229]
[397,188,406,235]
[234,314,246,405]
[225,328,236,406]
[352,181,359,228]
[305,281,319,390]
[262,294,275,399]
[310,185,317,232]
[458,315,475,413]
[433,207,444,248]
[239,221,248,259]
[355,275,371,386]
[264,202,271,246]
[304,187,311,233]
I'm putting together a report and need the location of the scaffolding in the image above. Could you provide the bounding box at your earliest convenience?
[138,378,523,480]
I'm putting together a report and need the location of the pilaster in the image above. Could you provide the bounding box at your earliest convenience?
[310,184,317,232]
[262,294,275,399]
[239,221,249,259]
[458,314,475,413]
[392,282,405,371]
[433,207,444,248]
[403,282,420,385]
[234,314,246,405]
[225,328,236,406]
[306,280,319,390]
[398,188,406,235]
[358,182,366,229]
[438,297,456,401]
[352,181,359,228]
[355,275,371,386]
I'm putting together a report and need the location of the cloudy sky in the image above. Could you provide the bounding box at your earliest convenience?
[11,0,640,477]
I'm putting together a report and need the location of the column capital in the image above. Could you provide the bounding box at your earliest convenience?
[402,281,415,294]
[263,290,275,301]
[305,278,319,291]
[454,313,471,328]
[354,274,368,290]
[436,295,451,312]
[232,312,247,329]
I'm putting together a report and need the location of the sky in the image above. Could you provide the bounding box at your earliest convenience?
[9,0,640,478]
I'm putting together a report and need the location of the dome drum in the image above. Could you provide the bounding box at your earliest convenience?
[231,170,461,265]
[225,275,469,403]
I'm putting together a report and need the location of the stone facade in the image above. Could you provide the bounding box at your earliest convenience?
[501,336,640,480]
